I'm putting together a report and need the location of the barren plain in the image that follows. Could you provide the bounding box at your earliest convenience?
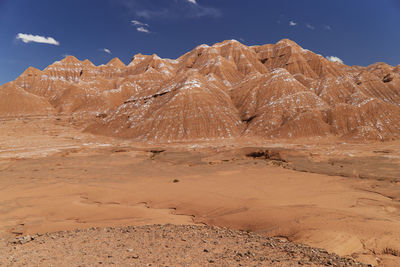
[0,115,399,266]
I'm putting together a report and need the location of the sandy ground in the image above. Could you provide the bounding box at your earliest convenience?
[0,115,400,266]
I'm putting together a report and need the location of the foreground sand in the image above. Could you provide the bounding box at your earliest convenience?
[0,115,400,266]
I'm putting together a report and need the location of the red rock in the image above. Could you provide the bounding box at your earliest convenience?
[2,39,399,141]
[0,82,54,116]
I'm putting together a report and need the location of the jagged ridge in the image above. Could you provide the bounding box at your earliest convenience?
[1,39,400,141]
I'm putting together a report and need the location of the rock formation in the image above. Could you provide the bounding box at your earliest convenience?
[1,39,399,141]
[0,82,53,116]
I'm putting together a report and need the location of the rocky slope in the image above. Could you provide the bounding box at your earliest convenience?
[0,82,54,116]
[1,39,400,141]
[0,225,370,267]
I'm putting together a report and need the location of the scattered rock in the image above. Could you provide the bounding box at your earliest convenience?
[0,225,371,266]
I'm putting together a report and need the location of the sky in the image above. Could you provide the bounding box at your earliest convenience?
[1,0,400,85]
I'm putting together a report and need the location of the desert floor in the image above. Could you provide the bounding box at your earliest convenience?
[0,115,399,266]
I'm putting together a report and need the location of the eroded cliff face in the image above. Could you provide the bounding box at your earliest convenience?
[2,39,400,141]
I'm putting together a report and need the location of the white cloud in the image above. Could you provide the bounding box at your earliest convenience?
[101,48,112,54]
[131,19,151,33]
[122,0,220,19]
[326,56,343,64]
[289,20,297,27]
[306,24,315,30]
[16,33,60,46]
[131,20,149,27]
[137,27,150,33]
[135,9,167,19]
[325,25,332,30]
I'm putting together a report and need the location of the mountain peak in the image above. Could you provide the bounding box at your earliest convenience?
[275,38,302,49]
[129,53,148,64]
[83,59,95,67]
[213,39,245,48]
[106,58,125,67]
[60,55,81,64]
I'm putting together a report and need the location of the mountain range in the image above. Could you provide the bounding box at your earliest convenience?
[1,39,400,141]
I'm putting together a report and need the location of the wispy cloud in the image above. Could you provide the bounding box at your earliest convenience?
[189,5,221,18]
[287,19,330,31]
[137,27,150,33]
[16,33,60,46]
[117,0,220,19]
[131,19,151,33]
[326,56,343,64]
[135,9,169,19]
[306,24,315,30]
[101,48,112,54]
[131,20,149,27]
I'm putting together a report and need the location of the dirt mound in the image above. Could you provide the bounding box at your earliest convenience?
[0,82,53,116]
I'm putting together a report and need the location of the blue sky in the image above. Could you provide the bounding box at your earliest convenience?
[1,0,400,85]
